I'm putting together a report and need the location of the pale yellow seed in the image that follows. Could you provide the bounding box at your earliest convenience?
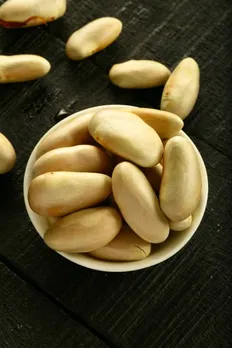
[126,107,183,139]
[36,112,95,158]
[0,133,16,174]
[170,216,192,231]
[0,0,67,28]
[109,60,171,88]
[161,57,200,120]
[160,136,202,221]
[33,144,112,177]
[112,162,169,243]
[66,17,122,60]
[90,224,151,261]
[47,216,60,226]
[89,109,163,168]
[143,163,163,192]
[28,171,112,217]
[0,55,50,83]
[44,206,122,253]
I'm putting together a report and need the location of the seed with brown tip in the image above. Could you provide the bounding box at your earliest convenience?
[0,0,67,28]
[161,57,200,120]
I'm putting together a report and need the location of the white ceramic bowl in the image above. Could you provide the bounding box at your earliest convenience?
[24,105,208,272]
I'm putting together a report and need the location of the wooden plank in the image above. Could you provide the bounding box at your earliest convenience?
[0,139,231,348]
[0,0,232,347]
[0,262,109,348]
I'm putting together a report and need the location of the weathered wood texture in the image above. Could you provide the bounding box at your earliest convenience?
[0,262,109,348]
[0,0,232,347]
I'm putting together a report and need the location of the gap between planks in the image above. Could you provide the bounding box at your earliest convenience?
[0,253,119,348]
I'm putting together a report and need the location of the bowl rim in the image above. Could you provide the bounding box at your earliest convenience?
[24,104,208,272]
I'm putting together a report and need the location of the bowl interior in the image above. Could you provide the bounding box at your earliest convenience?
[24,105,208,272]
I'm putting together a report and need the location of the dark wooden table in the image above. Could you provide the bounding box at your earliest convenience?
[0,1,232,347]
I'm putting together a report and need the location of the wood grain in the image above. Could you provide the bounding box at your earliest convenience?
[0,262,109,348]
[0,0,232,347]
